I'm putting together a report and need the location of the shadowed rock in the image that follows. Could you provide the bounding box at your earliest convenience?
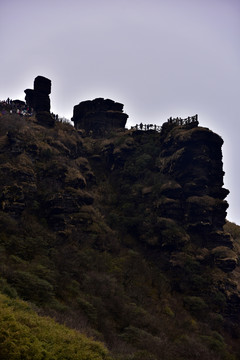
[24,76,54,126]
[34,76,51,95]
[24,76,52,113]
[156,123,232,258]
[72,98,128,135]
[24,89,35,109]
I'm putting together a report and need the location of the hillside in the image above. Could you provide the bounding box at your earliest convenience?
[0,292,110,360]
[0,107,240,360]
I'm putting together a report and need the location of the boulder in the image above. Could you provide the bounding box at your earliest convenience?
[72,98,128,134]
[24,76,52,116]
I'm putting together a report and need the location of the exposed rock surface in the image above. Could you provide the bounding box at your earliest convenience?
[88,122,235,268]
[157,123,231,248]
[0,115,235,265]
[72,98,128,134]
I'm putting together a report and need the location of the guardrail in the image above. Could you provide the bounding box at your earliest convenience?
[131,124,162,132]
[131,114,198,132]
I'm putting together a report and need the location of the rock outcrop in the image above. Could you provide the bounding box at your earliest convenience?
[158,122,232,250]
[72,98,128,135]
[25,76,54,126]
[89,120,235,271]
[25,76,51,112]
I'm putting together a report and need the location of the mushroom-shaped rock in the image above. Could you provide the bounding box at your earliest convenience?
[72,98,128,134]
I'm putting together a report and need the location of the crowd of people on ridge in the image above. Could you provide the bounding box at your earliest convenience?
[132,123,162,132]
[0,98,63,122]
[132,114,198,132]
[0,98,33,117]
[167,114,198,125]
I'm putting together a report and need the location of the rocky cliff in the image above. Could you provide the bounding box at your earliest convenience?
[0,109,239,360]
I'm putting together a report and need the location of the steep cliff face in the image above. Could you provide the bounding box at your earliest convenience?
[158,123,233,252]
[159,122,229,231]
[0,112,240,360]
[0,113,238,284]
[87,122,236,269]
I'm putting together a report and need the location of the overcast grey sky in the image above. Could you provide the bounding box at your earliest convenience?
[0,0,239,224]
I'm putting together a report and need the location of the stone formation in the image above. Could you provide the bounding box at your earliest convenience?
[72,98,128,134]
[25,76,54,126]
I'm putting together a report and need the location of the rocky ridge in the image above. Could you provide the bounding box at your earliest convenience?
[0,111,238,283]
[0,86,240,359]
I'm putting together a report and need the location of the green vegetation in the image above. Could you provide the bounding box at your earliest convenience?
[0,292,110,360]
[0,114,239,359]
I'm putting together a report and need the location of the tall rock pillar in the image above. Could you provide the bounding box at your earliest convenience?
[24,76,54,126]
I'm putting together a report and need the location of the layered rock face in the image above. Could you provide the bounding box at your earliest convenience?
[91,121,236,272]
[72,98,128,134]
[156,122,236,270]
[0,112,234,271]
[159,122,230,240]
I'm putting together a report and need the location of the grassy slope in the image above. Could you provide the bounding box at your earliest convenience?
[0,292,111,360]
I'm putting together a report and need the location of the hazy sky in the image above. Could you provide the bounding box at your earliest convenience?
[0,0,239,223]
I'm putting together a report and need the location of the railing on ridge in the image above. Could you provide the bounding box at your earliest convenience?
[131,114,198,133]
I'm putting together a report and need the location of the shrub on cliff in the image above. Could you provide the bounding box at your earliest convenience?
[0,292,111,360]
